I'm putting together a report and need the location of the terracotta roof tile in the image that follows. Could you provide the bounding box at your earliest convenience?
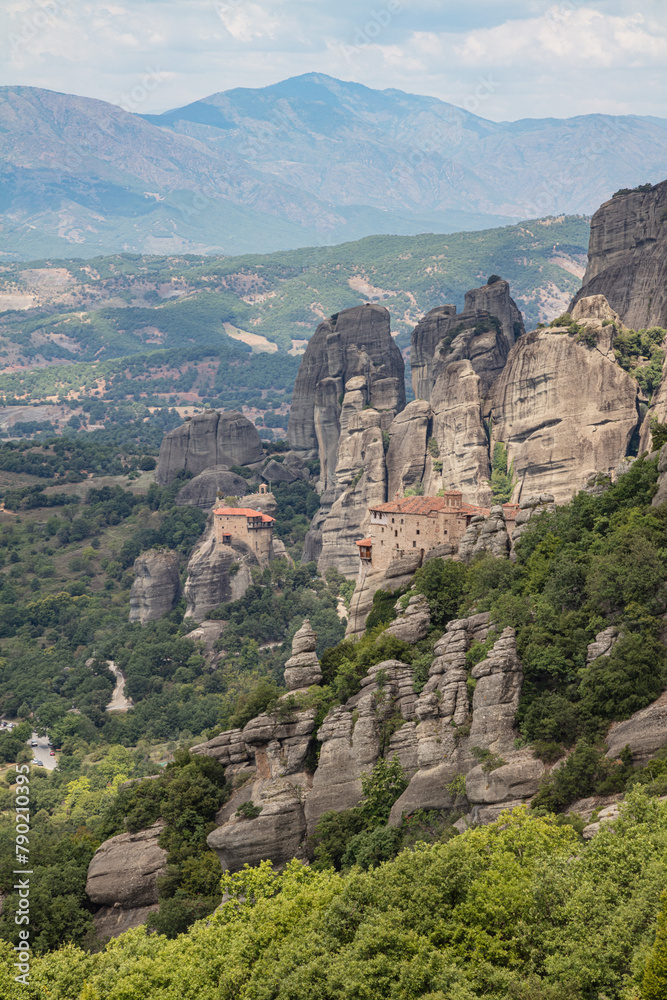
[213,507,276,522]
[356,538,372,546]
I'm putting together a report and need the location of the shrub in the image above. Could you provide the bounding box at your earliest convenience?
[236,801,263,820]
[487,274,503,284]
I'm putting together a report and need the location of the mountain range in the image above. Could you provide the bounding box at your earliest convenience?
[1,73,667,259]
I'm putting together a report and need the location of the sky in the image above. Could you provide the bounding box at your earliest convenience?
[2,0,666,121]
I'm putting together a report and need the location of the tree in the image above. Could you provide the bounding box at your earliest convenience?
[643,891,667,1000]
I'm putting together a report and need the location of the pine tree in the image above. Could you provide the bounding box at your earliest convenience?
[643,891,667,1000]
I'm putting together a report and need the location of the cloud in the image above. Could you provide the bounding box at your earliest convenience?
[0,0,665,120]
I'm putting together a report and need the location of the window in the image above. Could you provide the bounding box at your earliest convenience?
[412,540,416,548]
[416,529,420,535]
[392,518,395,524]
[395,530,398,537]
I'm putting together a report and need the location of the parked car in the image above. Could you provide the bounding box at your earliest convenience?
[30,740,38,747]
[49,750,56,757]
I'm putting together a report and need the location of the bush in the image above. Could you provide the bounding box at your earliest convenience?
[413,558,466,629]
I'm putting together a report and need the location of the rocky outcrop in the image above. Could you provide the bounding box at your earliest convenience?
[175,467,249,509]
[86,823,167,909]
[191,609,545,870]
[586,626,620,664]
[185,620,227,668]
[387,618,537,822]
[458,505,511,563]
[92,904,160,945]
[305,658,418,832]
[317,387,389,576]
[491,323,640,502]
[605,691,667,765]
[156,410,263,485]
[287,305,405,573]
[511,494,556,548]
[346,551,425,638]
[183,518,257,621]
[384,594,431,644]
[129,550,180,623]
[570,180,667,329]
[206,708,318,873]
[408,281,524,505]
[653,444,667,507]
[288,304,405,468]
[283,620,322,691]
[411,279,524,400]
[239,491,278,517]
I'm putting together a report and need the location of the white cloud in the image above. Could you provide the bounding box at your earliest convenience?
[0,0,665,120]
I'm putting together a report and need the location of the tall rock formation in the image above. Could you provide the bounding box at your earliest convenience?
[288,305,405,574]
[411,279,524,504]
[491,313,641,502]
[411,278,524,400]
[183,517,257,621]
[570,179,667,329]
[156,410,263,485]
[129,550,181,623]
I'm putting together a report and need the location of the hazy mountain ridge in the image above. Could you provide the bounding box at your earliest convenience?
[0,217,590,379]
[0,75,666,258]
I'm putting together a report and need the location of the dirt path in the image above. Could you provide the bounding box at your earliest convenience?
[106,661,134,712]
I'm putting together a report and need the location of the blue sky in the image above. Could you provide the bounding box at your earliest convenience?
[2,0,666,120]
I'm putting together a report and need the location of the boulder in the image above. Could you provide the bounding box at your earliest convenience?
[384,594,431,644]
[129,550,180,623]
[262,460,298,484]
[586,626,620,664]
[86,823,167,908]
[207,778,309,873]
[156,410,263,485]
[606,690,667,764]
[175,467,249,509]
[465,751,545,806]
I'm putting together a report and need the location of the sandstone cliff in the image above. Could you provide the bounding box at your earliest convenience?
[156,410,263,485]
[288,305,405,574]
[129,550,180,623]
[412,279,524,504]
[570,179,667,329]
[491,315,641,502]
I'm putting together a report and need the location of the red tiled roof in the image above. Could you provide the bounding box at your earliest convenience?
[213,507,276,522]
[460,503,491,516]
[356,538,372,546]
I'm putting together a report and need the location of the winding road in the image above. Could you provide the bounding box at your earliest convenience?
[105,661,134,712]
